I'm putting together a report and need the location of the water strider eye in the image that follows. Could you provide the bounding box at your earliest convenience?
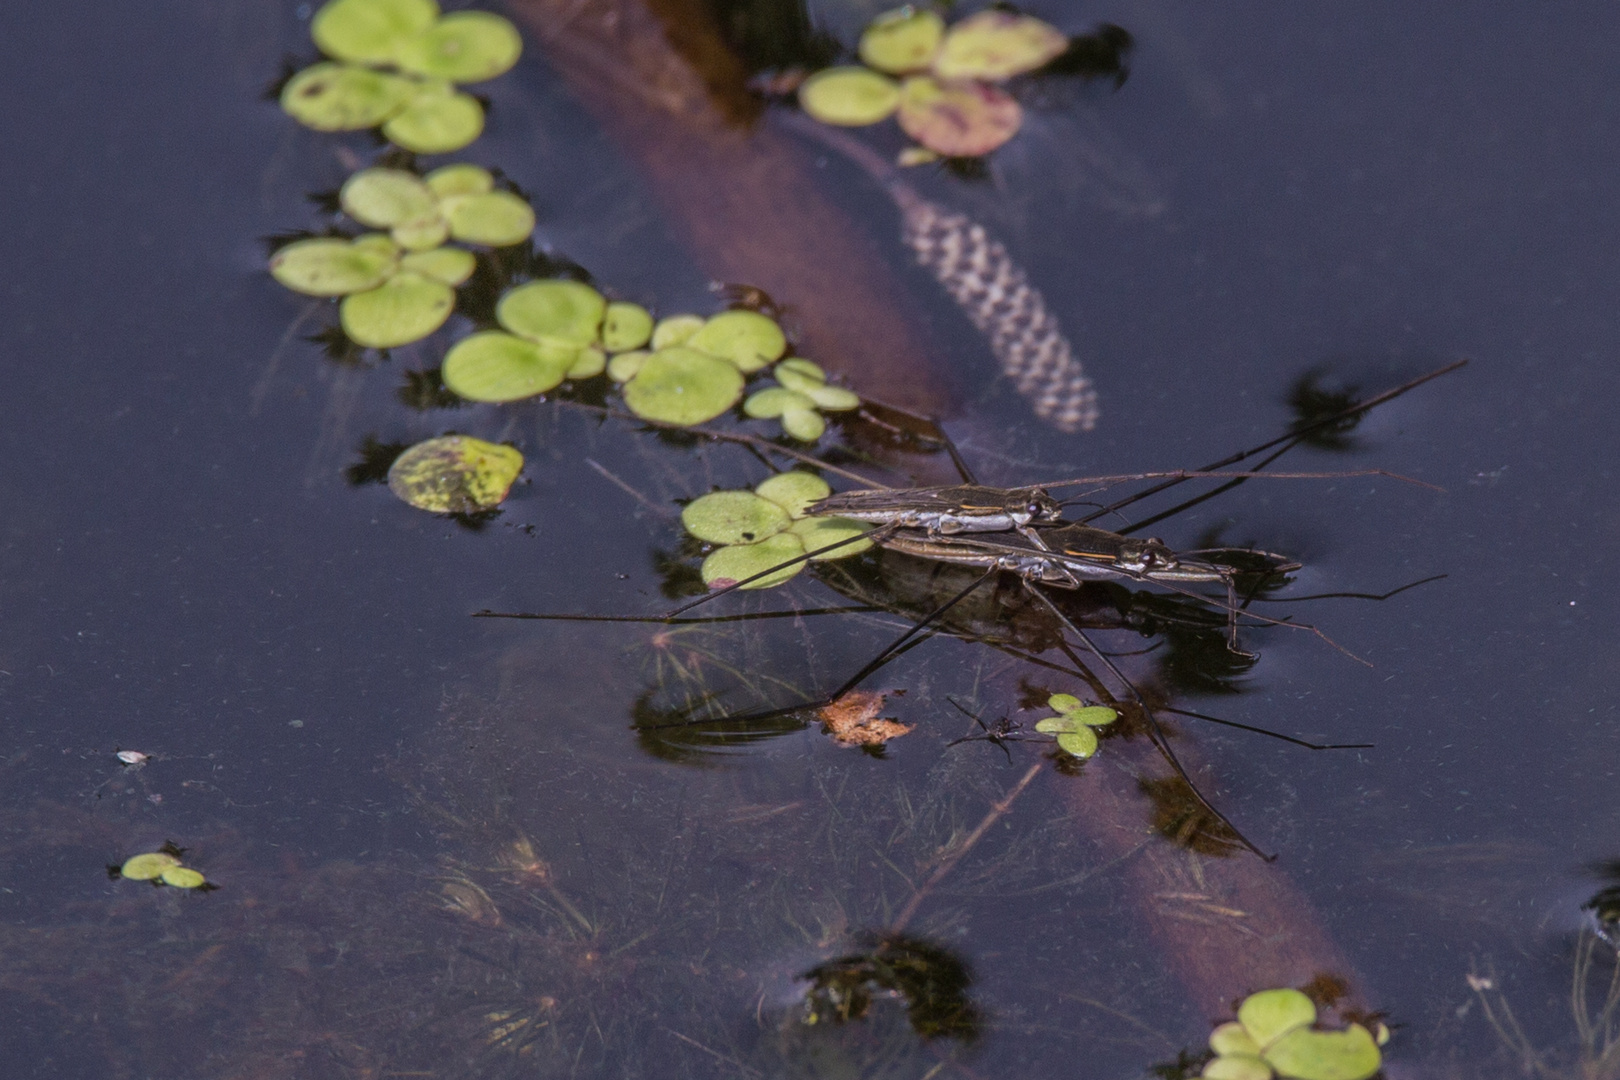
[1026,502,1043,517]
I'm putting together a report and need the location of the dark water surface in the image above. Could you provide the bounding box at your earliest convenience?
[1,1,1617,1077]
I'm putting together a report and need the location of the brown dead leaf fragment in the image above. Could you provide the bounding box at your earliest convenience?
[818,690,914,747]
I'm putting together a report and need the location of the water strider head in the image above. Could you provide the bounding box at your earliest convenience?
[807,484,1064,534]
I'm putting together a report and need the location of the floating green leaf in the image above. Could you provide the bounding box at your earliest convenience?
[565,346,606,380]
[443,190,534,246]
[744,386,816,418]
[1239,990,1317,1047]
[1202,1056,1273,1080]
[799,66,902,126]
[701,533,805,589]
[498,280,606,346]
[340,271,454,348]
[280,62,417,131]
[312,0,439,65]
[686,310,786,372]
[781,407,826,441]
[606,350,649,383]
[159,866,210,890]
[931,11,1068,81]
[424,162,494,197]
[382,82,484,153]
[602,302,654,352]
[269,236,397,296]
[681,491,790,546]
[622,347,744,426]
[1210,1023,1263,1058]
[340,168,438,229]
[399,245,476,285]
[790,515,873,559]
[753,471,830,517]
[386,433,523,513]
[773,358,861,410]
[441,331,575,402]
[120,852,181,881]
[859,8,945,74]
[391,212,450,250]
[394,11,522,82]
[898,75,1022,158]
[1262,1026,1381,1080]
[650,313,704,350]
[1034,694,1116,759]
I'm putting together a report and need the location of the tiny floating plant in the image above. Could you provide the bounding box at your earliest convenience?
[107,841,218,891]
[1202,988,1384,1080]
[270,164,532,348]
[798,7,1071,159]
[386,434,523,514]
[1032,693,1116,759]
[280,0,522,154]
[681,472,871,589]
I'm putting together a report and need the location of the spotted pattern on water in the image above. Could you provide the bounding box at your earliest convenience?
[896,189,1098,433]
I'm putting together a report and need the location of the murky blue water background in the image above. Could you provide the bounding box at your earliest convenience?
[1,1,1617,1075]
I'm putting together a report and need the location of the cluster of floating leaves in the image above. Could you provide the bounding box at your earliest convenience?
[799,7,1069,159]
[270,164,533,348]
[281,0,521,154]
[1203,989,1383,1080]
[680,472,872,589]
[108,842,216,891]
[1032,693,1115,759]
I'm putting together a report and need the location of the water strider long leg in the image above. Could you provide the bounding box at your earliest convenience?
[1074,359,1467,526]
[1020,581,1276,861]
[639,568,1001,731]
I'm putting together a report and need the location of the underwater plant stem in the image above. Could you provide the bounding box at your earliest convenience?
[889,761,1043,935]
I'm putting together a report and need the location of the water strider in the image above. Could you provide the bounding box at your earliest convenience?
[479,361,1466,857]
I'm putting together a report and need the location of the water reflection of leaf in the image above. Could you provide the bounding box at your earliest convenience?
[1287,369,1365,451]
[345,434,410,486]
[395,366,463,410]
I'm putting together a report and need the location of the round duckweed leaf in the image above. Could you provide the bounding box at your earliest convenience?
[774,357,828,392]
[1261,1025,1380,1080]
[701,533,806,590]
[340,270,454,348]
[1055,727,1099,758]
[607,350,649,383]
[120,851,181,881]
[743,386,815,419]
[1239,990,1317,1048]
[754,471,830,517]
[566,346,606,380]
[312,0,439,64]
[424,162,494,197]
[790,515,873,560]
[387,434,523,513]
[602,302,654,352]
[1073,706,1117,727]
[804,383,860,411]
[682,491,791,546]
[340,168,437,228]
[395,11,522,82]
[1212,1023,1263,1059]
[444,190,535,247]
[859,8,945,74]
[1034,716,1073,735]
[159,866,209,889]
[399,245,475,285]
[1047,693,1083,712]
[800,66,902,126]
[687,310,787,372]
[382,84,485,153]
[281,62,417,131]
[442,331,574,402]
[270,237,396,296]
[622,347,745,426]
[497,280,606,345]
[391,212,450,251]
[932,10,1068,81]
[1202,1056,1273,1080]
[650,313,705,350]
[780,407,827,442]
[898,74,1022,157]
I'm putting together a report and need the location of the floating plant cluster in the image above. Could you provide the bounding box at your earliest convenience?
[1202,989,1383,1080]
[679,472,872,589]
[1032,693,1116,758]
[268,0,867,521]
[798,8,1071,159]
[280,0,521,153]
[107,842,216,891]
